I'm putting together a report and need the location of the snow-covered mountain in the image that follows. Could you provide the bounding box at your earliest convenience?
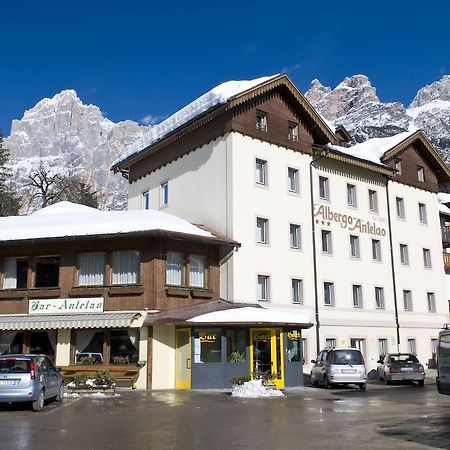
[305,74,450,161]
[5,90,150,211]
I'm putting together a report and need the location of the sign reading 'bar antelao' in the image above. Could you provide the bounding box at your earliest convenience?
[28,298,104,314]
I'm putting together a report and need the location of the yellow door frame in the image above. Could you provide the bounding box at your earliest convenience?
[175,328,191,389]
[250,328,284,388]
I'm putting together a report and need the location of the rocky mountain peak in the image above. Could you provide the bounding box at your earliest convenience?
[305,79,331,105]
[409,75,450,108]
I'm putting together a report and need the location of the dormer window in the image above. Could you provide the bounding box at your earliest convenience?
[256,111,267,131]
[417,166,425,182]
[395,160,402,174]
[288,122,299,141]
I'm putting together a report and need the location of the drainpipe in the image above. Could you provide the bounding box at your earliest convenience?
[309,147,330,356]
[385,177,401,353]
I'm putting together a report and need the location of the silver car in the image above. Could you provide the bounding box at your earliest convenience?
[0,354,64,411]
[310,347,367,390]
[377,353,425,386]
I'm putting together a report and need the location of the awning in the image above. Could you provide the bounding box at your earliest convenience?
[0,312,146,331]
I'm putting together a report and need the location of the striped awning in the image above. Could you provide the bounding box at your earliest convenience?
[0,312,145,331]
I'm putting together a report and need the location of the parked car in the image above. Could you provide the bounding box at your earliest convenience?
[377,353,425,386]
[0,354,64,411]
[310,347,367,390]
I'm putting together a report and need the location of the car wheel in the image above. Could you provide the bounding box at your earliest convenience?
[310,373,318,386]
[32,390,45,412]
[359,383,366,391]
[418,380,424,387]
[323,376,331,389]
[55,384,64,402]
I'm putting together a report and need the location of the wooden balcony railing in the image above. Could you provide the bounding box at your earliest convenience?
[443,252,450,271]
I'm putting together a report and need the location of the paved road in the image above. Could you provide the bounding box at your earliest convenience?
[0,380,448,450]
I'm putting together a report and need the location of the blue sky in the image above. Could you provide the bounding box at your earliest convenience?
[1,0,449,134]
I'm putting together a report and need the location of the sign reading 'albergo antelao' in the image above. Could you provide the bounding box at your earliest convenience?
[315,204,387,237]
[28,298,104,314]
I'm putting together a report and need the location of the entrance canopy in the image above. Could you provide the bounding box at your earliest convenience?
[0,312,146,331]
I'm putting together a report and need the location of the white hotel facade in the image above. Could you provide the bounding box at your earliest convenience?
[113,74,450,373]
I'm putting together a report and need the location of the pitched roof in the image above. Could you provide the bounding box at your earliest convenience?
[111,74,337,171]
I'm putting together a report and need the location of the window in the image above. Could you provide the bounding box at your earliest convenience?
[418,203,427,224]
[325,338,336,348]
[257,275,270,302]
[2,258,28,289]
[291,278,303,304]
[350,338,365,354]
[417,166,425,182]
[321,230,332,254]
[378,338,388,358]
[431,338,438,356]
[395,159,402,174]
[323,282,334,306]
[194,329,221,363]
[319,176,329,200]
[166,251,184,285]
[423,248,432,268]
[111,251,140,285]
[347,183,357,207]
[407,338,417,354]
[256,111,267,131]
[75,331,104,364]
[160,181,169,208]
[142,191,150,210]
[288,122,298,141]
[375,287,385,309]
[289,224,301,249]
[403,290,413,311]
[255,159,267,185]
[190,255,207,288]
[372,239,381,261]
[78,253,106,286]
[286,330,301,362]
[350,235,360,258]
[110,330,139,364]
[396,197,405,219]
[352,284,363,308]
[256,217,269,244]
[427,292,436,312]
[400,244,409,265]
[226,329,247,363]
[35,256,60,288]
[301,338,307,363]
[287,167,299,193]
[368,189,378,213]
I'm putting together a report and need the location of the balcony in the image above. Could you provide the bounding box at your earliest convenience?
[443,252,450,271]
[442,226,450,248]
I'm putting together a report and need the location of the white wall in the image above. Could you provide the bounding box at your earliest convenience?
[152,326,175,389]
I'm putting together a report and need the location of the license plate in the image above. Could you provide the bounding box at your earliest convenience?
[401,367,413,372]
[0,380,16,385]
[342,369,356,374]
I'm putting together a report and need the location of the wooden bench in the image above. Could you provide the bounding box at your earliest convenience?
[59,364,141,382]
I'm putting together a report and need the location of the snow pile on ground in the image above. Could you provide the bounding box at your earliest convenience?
[231,379,284,398]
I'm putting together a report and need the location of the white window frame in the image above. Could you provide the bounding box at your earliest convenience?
[257,274,270,302]
[407,338,417,354]
[291,278,303,304]
[142,190,150,210]
[418,203,427,224]
[423,248,432,268]
[403,290,413,311]
[400,244,409,265]
[375,286,385,309]
[2,257,28,290]
[417,166,425,182]
[189,255,207,288]
[289,223,301,250]
[160,181,169,208]
[372,239,381,261]
[78,252,106,287]
[256,111,267,131]
[323,281,334,306]
[347,183,357,208]
[378,338,388,357]
[395,160,402,174]
[350,235,360,259]
[352,284,363,308]
[166,251,184,286]
[368,189,378,213]
[256,217,269,245]
[321,229,332,255]
[287,167,299,194]
[396,197,405,219]
[255,158,267,186]
[319,176,329,201]
[288,121,299,141]
[111,251,140,285]
[427,292,436,312]
[325,338,337,348]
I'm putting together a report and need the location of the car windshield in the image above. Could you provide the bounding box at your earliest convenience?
[0,359,31,373]
[328,350,364,365]
[390,354,419,364]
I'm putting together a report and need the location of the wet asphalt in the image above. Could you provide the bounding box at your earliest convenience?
[0,379,448,450]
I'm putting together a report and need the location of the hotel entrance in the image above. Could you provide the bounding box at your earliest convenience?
[250,328,284,388]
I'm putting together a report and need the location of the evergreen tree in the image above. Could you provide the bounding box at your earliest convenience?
[0,131,21,216]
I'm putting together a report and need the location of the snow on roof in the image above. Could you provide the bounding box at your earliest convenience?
[113,75,280,167]
[0,201,213,242]
[187,306,312,326]
[327,131,415,166]
[437,193,450,216]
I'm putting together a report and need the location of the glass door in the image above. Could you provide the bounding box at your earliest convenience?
[176,328,191,389]
[250,328,284,388]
